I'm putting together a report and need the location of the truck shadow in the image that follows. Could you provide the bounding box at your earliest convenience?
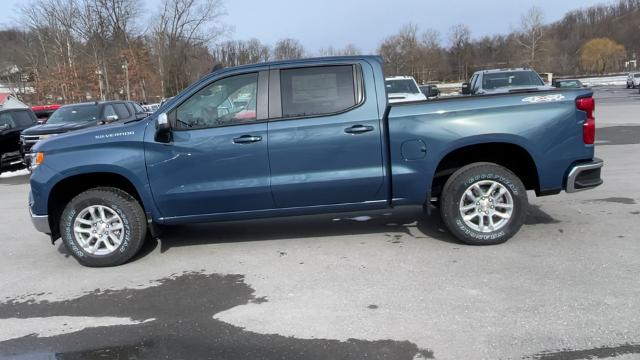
[57,205,560,259]
[154,207,456,253]
[135,205,559,255]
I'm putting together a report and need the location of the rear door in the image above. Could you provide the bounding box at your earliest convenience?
[267,63,385,208]
[145,70,273,218]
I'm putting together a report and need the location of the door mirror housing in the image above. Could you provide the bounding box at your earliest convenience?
[0,124,10,132]
[461,83,471,95]
[155,112,171,143]
[104,114,119,123]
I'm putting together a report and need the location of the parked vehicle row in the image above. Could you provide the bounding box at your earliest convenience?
[27,56,602,267]
[20,101,149,167]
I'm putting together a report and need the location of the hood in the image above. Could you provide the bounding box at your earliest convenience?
[33,118,151,153]
[388,92,427,103]
[22,121,98,135]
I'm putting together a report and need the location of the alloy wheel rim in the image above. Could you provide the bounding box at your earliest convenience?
[73,205,125,256]
[459,180,514,233]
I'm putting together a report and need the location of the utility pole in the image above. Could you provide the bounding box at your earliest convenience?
[96,69,104,100]
[122,59,130,101]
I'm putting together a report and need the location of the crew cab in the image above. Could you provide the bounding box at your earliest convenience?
[21,100,148,166]
[28,56,603,267]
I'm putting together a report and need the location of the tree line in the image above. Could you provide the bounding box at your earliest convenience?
[0,0,639,104]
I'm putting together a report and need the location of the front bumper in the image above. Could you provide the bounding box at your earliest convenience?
[566,158,603,193]
[29,208,51,234]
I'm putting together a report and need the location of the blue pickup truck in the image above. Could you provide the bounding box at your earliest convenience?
[28,56,603,267]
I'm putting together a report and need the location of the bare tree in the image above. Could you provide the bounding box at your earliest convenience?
[213,39,270,66]
[273,38,304,60]
[318,44,360,56]
[152,0,226,96]
[517,6,545,67]
[449,24,471,81]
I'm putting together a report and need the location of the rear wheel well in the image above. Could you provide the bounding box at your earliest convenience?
[431,143,539,198]
[48,173,144,239]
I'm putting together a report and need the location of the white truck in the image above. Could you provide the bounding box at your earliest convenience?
[385,76,427,103]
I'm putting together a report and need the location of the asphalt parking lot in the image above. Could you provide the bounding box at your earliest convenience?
[1,86,639,360]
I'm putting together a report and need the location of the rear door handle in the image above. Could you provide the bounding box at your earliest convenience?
[233,135,262,144]
[344,125,374,134]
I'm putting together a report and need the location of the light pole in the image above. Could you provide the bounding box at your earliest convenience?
[96,68,104,100]
[122,59,130,101]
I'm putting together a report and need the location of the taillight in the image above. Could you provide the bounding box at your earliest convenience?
[576,97,595,144]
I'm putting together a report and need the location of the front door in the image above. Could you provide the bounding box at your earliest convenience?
[145,71,273,218]
[268,64,385,208]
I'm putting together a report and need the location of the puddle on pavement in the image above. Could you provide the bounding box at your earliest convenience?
[0,272,433,360]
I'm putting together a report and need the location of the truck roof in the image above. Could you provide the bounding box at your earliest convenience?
[210,55,382,75]
[59,100,134,108]
[479,68,533,74]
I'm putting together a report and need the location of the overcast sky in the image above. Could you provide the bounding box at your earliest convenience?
[0,0,609,53]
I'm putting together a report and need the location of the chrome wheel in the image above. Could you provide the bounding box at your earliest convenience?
[73,205,125,256]
[459,180,514,233]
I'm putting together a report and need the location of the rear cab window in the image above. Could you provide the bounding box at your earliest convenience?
[280,65,361,118]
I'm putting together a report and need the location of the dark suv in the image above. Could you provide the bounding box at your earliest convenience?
[21,101,148,165]
[0,107,38,174]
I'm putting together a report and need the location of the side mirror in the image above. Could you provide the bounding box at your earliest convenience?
[461,83,471,95]
[0,124,9,132]
[155,112,171,143]
[105,114,119,123]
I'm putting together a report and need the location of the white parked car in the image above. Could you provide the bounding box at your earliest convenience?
[627,72,640,88]
[633,73,640,89]
[385,76,427,103]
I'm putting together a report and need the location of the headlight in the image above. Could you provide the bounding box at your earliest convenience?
[30,152,44,171]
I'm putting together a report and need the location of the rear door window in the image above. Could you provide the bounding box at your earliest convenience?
[280,65,357,118]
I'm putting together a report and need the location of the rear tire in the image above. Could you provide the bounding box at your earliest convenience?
[60,187,147,267]
[440,163,528,245]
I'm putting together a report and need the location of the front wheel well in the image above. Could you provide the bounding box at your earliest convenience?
[431,143,540,198]
[48,172,144,239]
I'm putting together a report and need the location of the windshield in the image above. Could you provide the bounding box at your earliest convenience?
[482,71,544,90]
[386,79,420,94]
[47,105,99,124]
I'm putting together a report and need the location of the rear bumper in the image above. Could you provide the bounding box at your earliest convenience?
[566,158,603,193]
[29,208,51,234]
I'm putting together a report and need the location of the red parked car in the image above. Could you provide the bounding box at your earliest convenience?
[31,104,61,123]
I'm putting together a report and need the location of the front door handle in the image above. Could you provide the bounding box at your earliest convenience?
[233,135,262,144]
[344,125,374,134]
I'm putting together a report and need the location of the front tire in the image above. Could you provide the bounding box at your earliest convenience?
[440,163,528,245]
[60,187,147,267]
